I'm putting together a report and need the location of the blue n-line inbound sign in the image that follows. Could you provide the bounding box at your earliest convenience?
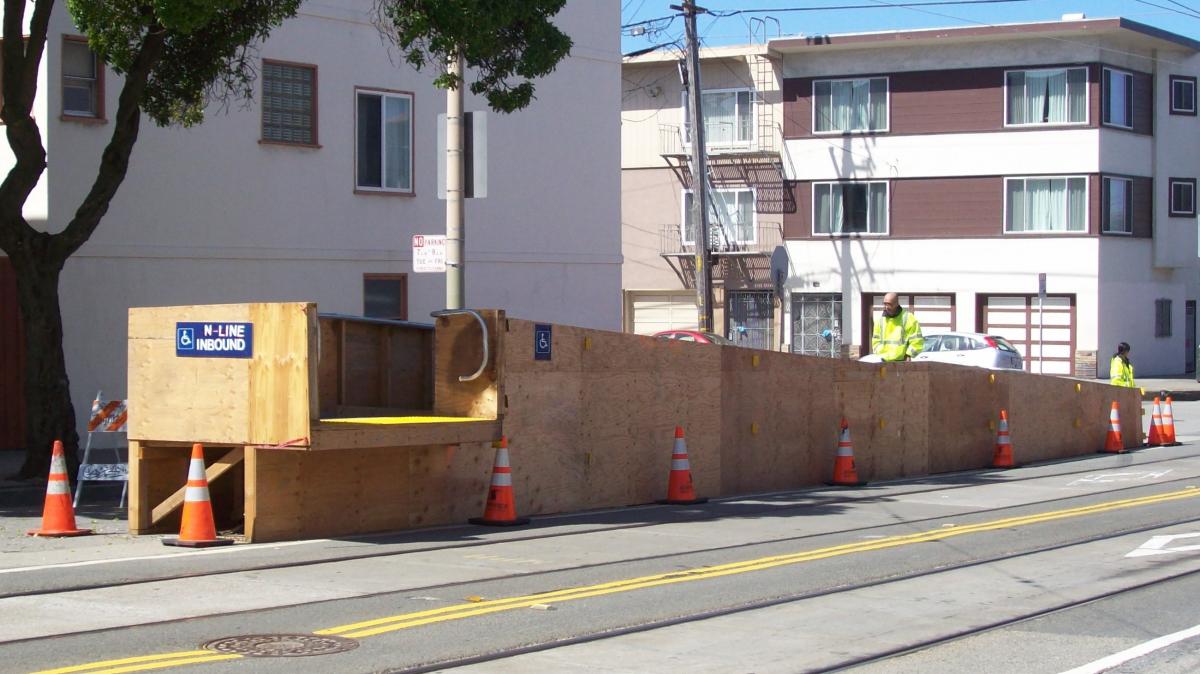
[176,322,254,359]
[534,324,552,361]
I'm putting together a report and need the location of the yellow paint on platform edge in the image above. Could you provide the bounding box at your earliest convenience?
[321,416,491,425]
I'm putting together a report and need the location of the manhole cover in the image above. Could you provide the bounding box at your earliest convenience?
[202,634,358,657]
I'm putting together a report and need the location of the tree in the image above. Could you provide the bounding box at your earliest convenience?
[0,0,301,479]
[375,0,572,113]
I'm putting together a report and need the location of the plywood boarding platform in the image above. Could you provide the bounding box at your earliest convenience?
[128,303,1142,543]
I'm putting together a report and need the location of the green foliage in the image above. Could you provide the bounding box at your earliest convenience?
[378,0,572,113]
[67,0,302,126]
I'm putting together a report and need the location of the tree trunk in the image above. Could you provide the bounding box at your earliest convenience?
[10,248,78,480]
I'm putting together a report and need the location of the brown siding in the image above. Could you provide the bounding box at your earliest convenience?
[1133,176,1153,238]
[784,63,1137,137]
[891,177,1001,236]
[0,257,24,450]
[782,182,812,238]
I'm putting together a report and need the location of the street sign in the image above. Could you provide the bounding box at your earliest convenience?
[1126,533,1200,557]
[175,322,253,358]
[1038,272,1047,299]
[534,324,552,361]
[412,235,447,273]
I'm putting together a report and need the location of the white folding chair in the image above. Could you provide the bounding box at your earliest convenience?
[74,390,129,508]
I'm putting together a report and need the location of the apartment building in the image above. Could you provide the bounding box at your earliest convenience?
[621,17,1200,377]
[0,1,620,448]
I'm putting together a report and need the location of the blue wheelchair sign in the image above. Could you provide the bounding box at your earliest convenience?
[534,324,552,361]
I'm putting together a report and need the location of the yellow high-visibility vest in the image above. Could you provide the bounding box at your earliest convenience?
[871,309,924,362]
[1110,356,1136,388]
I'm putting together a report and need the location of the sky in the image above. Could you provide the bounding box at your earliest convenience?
[620,0,1200,56]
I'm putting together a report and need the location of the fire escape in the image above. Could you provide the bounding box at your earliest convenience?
[658,53,792,291]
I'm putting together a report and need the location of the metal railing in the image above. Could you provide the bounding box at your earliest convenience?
[659,120,780,156]
[659,223,782,255]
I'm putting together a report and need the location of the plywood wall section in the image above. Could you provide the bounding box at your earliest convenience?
[316,317,434,417]
[129,303,315,446]
[433,310,504,419]
[245,443,492,542]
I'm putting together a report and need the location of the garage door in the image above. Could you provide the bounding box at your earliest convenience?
[980,294,1075,375]
[861,293,955,355]
[629,291,699,335]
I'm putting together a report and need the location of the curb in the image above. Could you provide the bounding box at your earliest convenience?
[1141,390,1200,402]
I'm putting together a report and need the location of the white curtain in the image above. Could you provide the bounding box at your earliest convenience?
[815,184,831,233]
[831,82,853,131]
[703,91,736,144]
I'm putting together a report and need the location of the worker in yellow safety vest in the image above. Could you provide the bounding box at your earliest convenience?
[871,292,925,362]
[1109,342,1136,388]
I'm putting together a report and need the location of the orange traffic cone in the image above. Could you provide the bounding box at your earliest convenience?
[1146,397,1164,446]
[470,436,530,526]
[992,409,1017,469]
[657,426,707,505]
[1161,396,1181,446]
[27,440,92,537]
[162,444,233,547]
[1101,401,1125,454]
[827,418,867,486]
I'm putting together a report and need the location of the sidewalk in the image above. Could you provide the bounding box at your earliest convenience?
[1132,375,1200,401]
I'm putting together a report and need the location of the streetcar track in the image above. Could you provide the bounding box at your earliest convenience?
[2,449,1197,607]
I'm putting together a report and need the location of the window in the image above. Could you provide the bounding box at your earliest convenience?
[363,274,407,320]
[1005,177,1087,233]
[1005,67,1086,126]
[812,182,888,235]
[1102,68,1133,129]
[262,60,316,145]
[683,88,753,147]
[1156,298,1172,337]
[813,77,887,133]
[1170,75,1196,115]
[62,36,101,119]
[1102,177,1132,234]
[683,188,755,246]
[356,89,413,193]
[1170,178,1196,217]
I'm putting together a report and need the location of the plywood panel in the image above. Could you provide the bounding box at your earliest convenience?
[434,310,503,418]
[248,303,316,445]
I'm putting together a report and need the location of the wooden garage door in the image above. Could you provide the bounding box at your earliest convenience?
[861,293,955,354]
[630,291,699,335]
[0,257,24,449]
[979,294,1076,375]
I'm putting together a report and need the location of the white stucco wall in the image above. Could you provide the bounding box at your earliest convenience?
[11,0,622,436]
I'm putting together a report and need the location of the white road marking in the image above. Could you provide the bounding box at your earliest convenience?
[0,538,326,575]
[1125,533,1200,558]
[1059,622,1200,673]
[1067,470,1172,487]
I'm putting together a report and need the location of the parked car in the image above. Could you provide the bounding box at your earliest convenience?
[652,329,736,345]
[912,332,1024,370]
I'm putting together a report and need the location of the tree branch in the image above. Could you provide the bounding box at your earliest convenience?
[55,24,167,258]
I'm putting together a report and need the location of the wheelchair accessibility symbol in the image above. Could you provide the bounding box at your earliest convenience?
[534,324,552,361]
[176,327,195,351]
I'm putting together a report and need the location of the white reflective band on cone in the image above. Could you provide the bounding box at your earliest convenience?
[494,449,510,468]
[46,479,70,495]
[185,486,210,501]
[490,473,513,487]
[671,459,690,470]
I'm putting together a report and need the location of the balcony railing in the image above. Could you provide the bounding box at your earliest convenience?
[660,223,782,256]
[659,122,780,156]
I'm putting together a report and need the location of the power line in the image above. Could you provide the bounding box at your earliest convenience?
[1135,0,1200,20]
[622,0,1032,29]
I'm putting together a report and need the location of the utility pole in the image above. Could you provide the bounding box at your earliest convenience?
[445,51,465,310]
[673,0,714,332]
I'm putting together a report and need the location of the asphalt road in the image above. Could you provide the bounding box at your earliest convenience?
[2,402,1199,674]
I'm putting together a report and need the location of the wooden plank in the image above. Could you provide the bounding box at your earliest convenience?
[248,303,316,445]
[128,442,190,534]
[310,419,501,450]
[149,447,245,526]
[433,310,503,418]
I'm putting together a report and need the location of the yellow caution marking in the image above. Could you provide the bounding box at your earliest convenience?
[31,652,240,674]
[317,487,1200,639]
[320,416,491,425]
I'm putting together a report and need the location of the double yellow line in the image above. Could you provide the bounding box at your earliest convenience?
[35,486,1200,673]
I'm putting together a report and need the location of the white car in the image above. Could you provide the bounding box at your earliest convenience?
[912,332,1024,370]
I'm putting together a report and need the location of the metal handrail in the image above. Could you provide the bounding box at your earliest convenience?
[430,309,490,382]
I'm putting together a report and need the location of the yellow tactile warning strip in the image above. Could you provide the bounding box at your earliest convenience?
[33,486,1200,674]
[319,416,492,425]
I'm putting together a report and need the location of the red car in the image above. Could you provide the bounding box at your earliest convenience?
[652,329,735,345]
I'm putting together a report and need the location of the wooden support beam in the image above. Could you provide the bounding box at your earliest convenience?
[150,447,245,527]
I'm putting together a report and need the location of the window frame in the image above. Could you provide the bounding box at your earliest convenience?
[354,86,415,196]
[1003,66,1088,128]
[810,180,890,236]
[680,186,758,246]
[1002,175,1089,235]
[1156,298,1172,338]
[60,35,104,122]
[260,58,319,148]
[1170,75,1197,116]
[363,273,409,321]
[810,75,890,135]
[1101,176,1133,235]
[1169,178,1197,218]
[1101,67,1134,130]
[681,86,756,149]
